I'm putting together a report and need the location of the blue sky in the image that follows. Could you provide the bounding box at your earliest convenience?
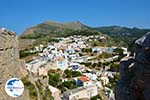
[0,0,150,34]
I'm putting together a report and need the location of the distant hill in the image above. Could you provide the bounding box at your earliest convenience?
[21,21,90,39]
[93,25,150,36]
[93,26,150,46]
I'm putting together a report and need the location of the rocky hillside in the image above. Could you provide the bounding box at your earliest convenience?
[21,21,89,39]
[0,28,28,100]
[18,39,36,51]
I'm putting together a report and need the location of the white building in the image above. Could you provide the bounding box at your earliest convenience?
[63,85,98,100]
[92,47,102,53]
[100,75,109,85]
[83,73,98,81]
[95,81,103,89]
[76,76,93,87]
[26,59,45,73]
[38,66,48,76]
[49,85,61,100]
[56,57,68,70]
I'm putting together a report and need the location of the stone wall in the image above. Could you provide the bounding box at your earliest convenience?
[0,28,28,100]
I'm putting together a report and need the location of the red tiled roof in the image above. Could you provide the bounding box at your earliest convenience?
[79,76,89,82]
[57,57,65,61]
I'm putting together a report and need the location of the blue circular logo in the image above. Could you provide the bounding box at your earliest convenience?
[5,78,24,97]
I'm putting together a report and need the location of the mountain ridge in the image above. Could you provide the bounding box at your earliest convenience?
[21,21,150,37]
[20,20,150,47]
[93,25,150,46]
[21,21,89,38]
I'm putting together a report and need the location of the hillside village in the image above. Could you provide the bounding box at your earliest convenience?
[21,34,129,100]
[0,0,149,99]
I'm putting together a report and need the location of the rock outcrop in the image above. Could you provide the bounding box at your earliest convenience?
[0,28,28,100]
[115,32,150,100]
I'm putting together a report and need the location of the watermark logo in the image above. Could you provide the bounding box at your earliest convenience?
[5,78,24,97]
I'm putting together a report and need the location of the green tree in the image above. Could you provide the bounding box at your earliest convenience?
[82,48,92,53]
[71,71,82,77]
[57,84,66,93]
[92,63,97,68]
[64,69,72,78]
[64,70,82,78]
[22,77,38,100]
[109,74,120,90]
[99,52,112,59]
[91,95,102,100]
[63,81,78,89]
[42,86,53,100]
[110,63,120,71]
[114,48,124,55]
[49,74,61,87]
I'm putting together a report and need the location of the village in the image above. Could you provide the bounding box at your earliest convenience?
[24,35,129,100]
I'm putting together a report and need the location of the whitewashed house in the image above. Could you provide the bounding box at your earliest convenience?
[56,57,68,70]
[49,85,61,100]
[100,75,109,85]
[63,85,98,100]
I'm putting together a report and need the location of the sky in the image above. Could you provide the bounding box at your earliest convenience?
[0,0,150,34]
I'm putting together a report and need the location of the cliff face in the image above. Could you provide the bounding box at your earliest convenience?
[0,28,28,100]
[115,32,150,100]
